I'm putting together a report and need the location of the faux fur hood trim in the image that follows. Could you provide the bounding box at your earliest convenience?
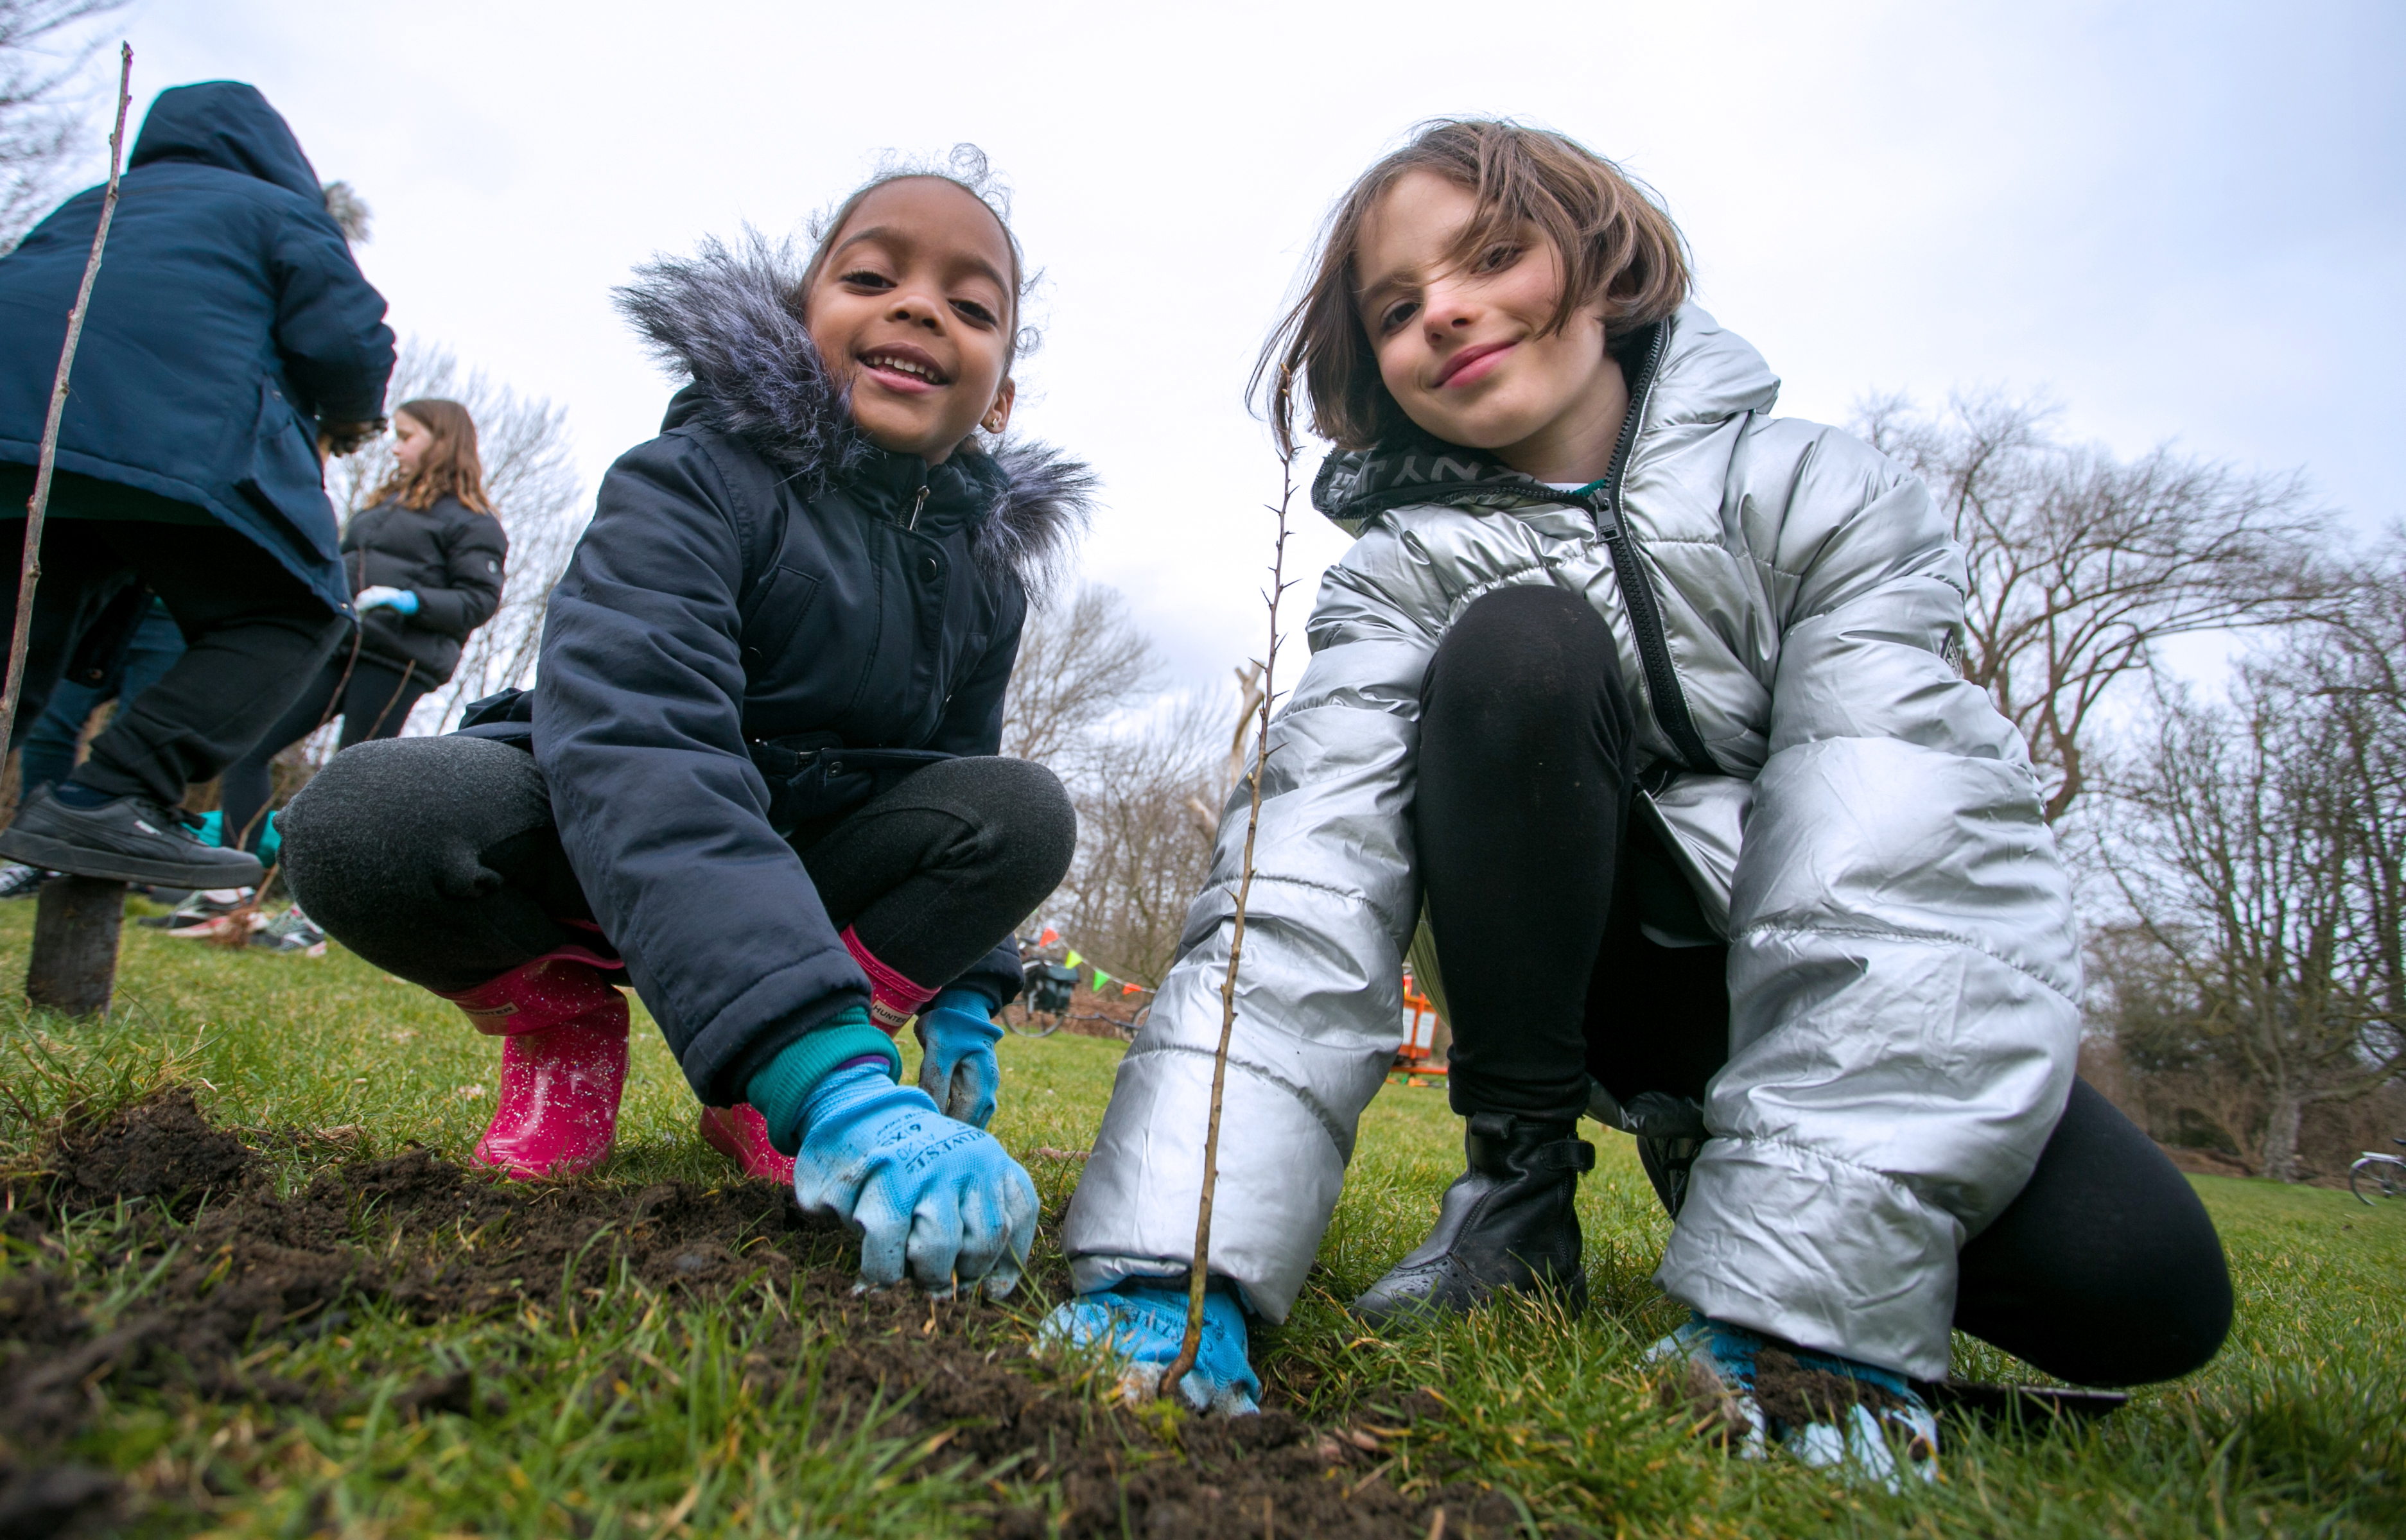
[613,229,1092,602]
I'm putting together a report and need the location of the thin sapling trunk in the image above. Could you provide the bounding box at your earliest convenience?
[0,44,132,752]
[1159,422,1298,1399]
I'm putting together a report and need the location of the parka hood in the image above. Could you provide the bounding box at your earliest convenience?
[129,82,322,203]
[613,230,1092,602]
[1312,304,1782,533]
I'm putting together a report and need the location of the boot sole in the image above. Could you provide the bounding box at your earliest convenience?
[0,827,263,889]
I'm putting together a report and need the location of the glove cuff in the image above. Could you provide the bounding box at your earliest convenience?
[930,985,1000,1019]
[746,1005,899,1154]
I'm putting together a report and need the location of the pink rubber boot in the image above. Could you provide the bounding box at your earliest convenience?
[697,1103,795,1184]
[841,925,938,1036]
[440,957,630,1180]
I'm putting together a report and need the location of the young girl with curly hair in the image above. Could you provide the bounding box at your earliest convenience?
[285,157,1088,1301]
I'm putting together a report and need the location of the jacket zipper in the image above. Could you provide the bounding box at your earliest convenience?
[907,485,929,532]
[1583,325,1718,776]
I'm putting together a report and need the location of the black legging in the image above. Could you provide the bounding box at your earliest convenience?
[219,648,429,854]
[1416,585,2232,1387]
[280,733,1071,1004]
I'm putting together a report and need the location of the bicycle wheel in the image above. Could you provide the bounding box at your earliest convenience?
[2351,1157,2401,1205]
[1010,1013,1064,1039]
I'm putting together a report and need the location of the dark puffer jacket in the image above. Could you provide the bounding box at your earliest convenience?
[532,235,1091,1106]
[343,494,507,684]
[0,82,394,614]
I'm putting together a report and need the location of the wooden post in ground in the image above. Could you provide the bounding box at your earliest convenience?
[27,876,128,1015]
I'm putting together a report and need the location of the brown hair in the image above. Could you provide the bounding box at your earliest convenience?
[796,145,1039,367]
[371,398,493,514]
[1255,119,1692,455]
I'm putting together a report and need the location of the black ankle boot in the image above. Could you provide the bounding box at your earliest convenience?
[1351,1112,1593,1326]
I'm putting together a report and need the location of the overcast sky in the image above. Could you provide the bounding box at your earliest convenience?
[62,0,2406,694]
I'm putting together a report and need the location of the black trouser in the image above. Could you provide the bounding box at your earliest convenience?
[218,649,430,852]
[1417,587,2231,1387]
[0,482,344,808]
[281,732,1072,1003]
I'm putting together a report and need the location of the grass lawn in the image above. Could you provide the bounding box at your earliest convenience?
[3,902,2402,1537]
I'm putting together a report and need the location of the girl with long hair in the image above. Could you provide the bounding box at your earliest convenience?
[218,397,507,852]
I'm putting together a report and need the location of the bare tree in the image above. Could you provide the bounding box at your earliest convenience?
[330,338,587,734]
[1056,693,1224,989]
[0,1,126,251]
[1859,393,2331,822]
[998,583,1162,775]
[2104,583,2406,1181]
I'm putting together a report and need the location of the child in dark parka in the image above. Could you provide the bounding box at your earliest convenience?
[283,162,1089,1298]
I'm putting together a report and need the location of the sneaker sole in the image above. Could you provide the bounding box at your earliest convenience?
[0,827,265,889]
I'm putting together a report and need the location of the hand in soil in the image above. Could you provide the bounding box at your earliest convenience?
[1649,1312,1939,1490]
[790,1063,1037,1296]
[1039,1279,1262,1415]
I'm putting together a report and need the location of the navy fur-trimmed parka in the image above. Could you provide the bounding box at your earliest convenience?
[0,82,394,614]
[532,236,1091,1107]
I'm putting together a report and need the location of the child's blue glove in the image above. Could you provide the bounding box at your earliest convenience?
[915,987,1003,1128]
[790,1061,1037,1297]
[355,585,419,615]
[1038,1279,1262,1414]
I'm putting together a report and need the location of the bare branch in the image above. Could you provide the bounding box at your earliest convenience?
[998,584,1162,775]
[0,40,123,744]
[1858,390,2335,822]
[2098,598,2406,1180]
[0,2,132,251]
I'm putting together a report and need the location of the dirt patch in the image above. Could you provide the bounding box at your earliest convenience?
[46,1087,256,1216]
[1,1092,1533,1539]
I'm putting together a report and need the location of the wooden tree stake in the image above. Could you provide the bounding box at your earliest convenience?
[28,874,126,1014]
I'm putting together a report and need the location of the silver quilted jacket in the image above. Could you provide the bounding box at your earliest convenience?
[1059,304,2080,1379]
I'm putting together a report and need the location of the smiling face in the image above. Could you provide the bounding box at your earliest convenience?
[1354,170,1629,483]
[803,178,1017,464]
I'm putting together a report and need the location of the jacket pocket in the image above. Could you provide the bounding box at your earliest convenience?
[740,564,823,676]
[232,377,340,562]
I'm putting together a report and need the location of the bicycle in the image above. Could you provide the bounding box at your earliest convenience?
[2349,1138,2405,1205]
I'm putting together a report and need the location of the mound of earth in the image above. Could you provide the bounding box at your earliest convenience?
[0,1090,1538,1539]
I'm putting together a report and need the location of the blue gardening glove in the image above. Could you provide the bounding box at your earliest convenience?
[355,585,419,614]
[915,987,1003,1128]
[790,1061,1038,1297]
[1038,1279,1262,1415]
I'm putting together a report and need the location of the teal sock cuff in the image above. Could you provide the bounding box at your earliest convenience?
[746,1004,898,1154]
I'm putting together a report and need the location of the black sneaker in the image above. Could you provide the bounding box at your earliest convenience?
[0,787,266,889]
[0,861,51,899]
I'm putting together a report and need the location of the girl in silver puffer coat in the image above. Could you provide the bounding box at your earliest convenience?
[1045,121,2231,1477]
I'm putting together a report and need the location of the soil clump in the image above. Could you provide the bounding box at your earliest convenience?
[1748,1347,1911,1432]
[1,1091,1531,1538]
